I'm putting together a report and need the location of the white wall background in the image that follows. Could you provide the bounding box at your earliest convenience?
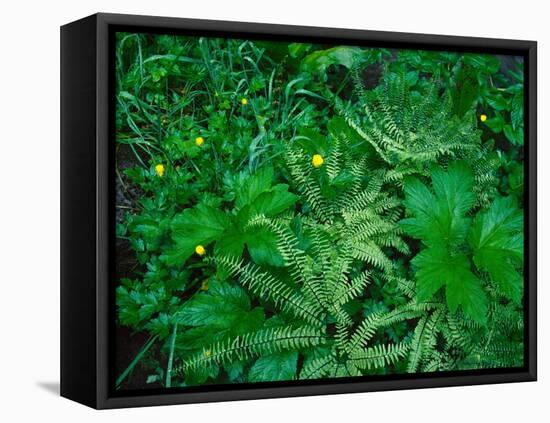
[0,0,546,421]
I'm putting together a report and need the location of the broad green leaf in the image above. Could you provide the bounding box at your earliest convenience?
[431,162,475,215]
[508,163,524,199]
[235,167,275,209]
[511,93,524,130]
[451,66,479,117]
[412,247,487,324]
[178,280,265,332]
[248,351,298,382]
[224,360,245,382]
[445,264,488,325]
[485,112,505,133]
[215,226,246,258]
[288,43,312,58]
[469,196,524,303]
[246,226,285,267]
[412,246,458,301]
[403,162,488,323]
[504,124,523,146]
[401,162,474,248]
[301,47,373,75]
[295,127,329,156]
[163,203,231,265]
[485,94,509,111]
[463,54,501,74]
[251,184,298,217]
[254,41,290,62]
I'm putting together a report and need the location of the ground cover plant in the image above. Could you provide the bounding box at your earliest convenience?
[114,31,525,390]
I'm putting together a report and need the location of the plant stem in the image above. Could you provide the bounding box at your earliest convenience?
[115,334,158,389]
[165,322,179,388]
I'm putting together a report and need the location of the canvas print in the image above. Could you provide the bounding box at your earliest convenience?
[114,31,525,391]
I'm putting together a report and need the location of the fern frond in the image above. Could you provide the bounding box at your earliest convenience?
[300,352,337,380]
[180,325,326,371]
[247,214,329,309]
[407,307,444,372]
[349,240,393,271]
[285,146,334,223]
[332,270,371,307]
[345,173,384,212]
[326,135,343,181]
[442,312,472,350]
[347,301,438,354]
[348,342,411,371]
[213,255,325,327]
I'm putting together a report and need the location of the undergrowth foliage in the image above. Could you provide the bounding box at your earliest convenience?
[114,33,525,389]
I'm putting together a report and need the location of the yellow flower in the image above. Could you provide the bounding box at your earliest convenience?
[312,154,324,168]
[195,136,204,147]
[480,114,487,122]
[195,244,206,256]
[200,279,209,291]
[204,349,212,358]
[241,98,248,105]
[155,164,165,177]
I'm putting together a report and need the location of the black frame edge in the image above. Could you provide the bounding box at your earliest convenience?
[60,14,99,409]
[61,12,537,409]
[526,42,537,381]
[94,12,536,49]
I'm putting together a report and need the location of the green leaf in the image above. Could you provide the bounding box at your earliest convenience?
[508,163,524,199]
[224,360,245,382]
[445,264,488,325]
[248,351,298,382]
[178,280,265,333]
[485,113,505,133]
[235,167,275,209]
[215,226,246,258]
[246,226,285,267]
[301,46,374,75]
[163,203,231,265]
[451,66,479,117]
[295,127,329,156]
[412,247,487,324]
[485,94,509,111]
[401,162,474,248]
[288,43,312,59]
[251,184,298,217]
[504,124,523,146]
[431,162,475,216]
[511,93,524,130]
[469,197,523,303]
[403,162,488,323]
[463,54,501,74]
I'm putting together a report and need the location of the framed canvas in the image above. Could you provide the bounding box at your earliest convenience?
[60,13,537,409]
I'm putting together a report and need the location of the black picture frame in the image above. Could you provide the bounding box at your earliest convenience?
[60,12,537,409]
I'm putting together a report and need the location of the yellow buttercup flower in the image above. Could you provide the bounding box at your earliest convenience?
[200,279,209,291]
[195,244,206,256]
[241,98,248,105]
[480,114,487,122]
[204,349,212,358]
[195,136,204,147]
[312,154,324,168]
[155,164,165,177]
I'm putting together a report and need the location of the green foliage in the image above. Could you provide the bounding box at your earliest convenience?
[469,197,524,303]
[114,32,525,390]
